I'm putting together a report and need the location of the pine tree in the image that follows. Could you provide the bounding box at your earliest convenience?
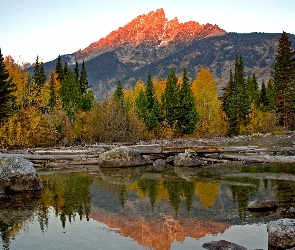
[144,73,161,130]
[259,81,269,111]
[272,31,295,128]
[135,89,148,121]
[224,69,238,135]
[266,79,276,111]
[177,68,199,134]
[0,49,17,119]
[33,56,46,87]
[246,74,259,105]
[224,55,251,135]
[251,73,259,105]
[80,60,89,95]
[113,80,124,104]
[161,68,179,128]
[48,71,56,111]
[55,55,63,82]
[59,63,82,118]
[74,61,79,82]
[146,72,155,111]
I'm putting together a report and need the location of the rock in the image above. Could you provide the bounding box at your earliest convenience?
[282,207,295,217]
[152,159,166,171]
[0,156,43,194]
[98,147,150,167]
[165,156,175,164]
[248,200,278,211]
[267,219,295,249]
[174,149,207,167]
[202,240,247,250]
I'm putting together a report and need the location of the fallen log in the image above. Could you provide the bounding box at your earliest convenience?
[162,146,220,154]
[219,153,295,163]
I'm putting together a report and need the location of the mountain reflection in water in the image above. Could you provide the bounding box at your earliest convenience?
[1,163,295,249]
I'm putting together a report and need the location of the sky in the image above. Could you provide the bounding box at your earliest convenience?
[1,0,295,64]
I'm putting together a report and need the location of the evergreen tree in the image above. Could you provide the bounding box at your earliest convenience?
[177,68,199,134]
[272,31,295,128]
[55,55,63,82]
[259,81,269,111]
[113,80,124,104]
[0,49,17,119]
[251,73,259,105]
[224,55,251,135]
[246,74,259,105]
[33,56,46,87]
[59,63,82,119]
[146,72,155,111]
[161,68,180,128]
[144,73,161,130]
[74,61,79,82]
[80,60,89,95]
[266,79,276,111]
[135,89,148,121]
[48,71,56,111]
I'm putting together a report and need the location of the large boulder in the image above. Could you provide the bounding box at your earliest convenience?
[174,149,207,167]
[98,147,151,167]
[248,200,278,211]
[0,156,43,194]
[267,219,295,249]
[202,240,247,250]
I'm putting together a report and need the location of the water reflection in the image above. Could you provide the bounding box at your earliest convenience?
[1,163,295,249]
[0,192,41,249]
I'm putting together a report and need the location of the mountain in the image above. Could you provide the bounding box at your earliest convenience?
[38,8,295,100]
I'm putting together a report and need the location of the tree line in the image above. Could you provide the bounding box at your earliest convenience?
[0,31,294,148]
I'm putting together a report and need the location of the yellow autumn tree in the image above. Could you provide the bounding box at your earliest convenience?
[153,77,167,103]
[192,67,228,136]
[0,60,59,148]
[245,104,277,134]
[4,57,28,107]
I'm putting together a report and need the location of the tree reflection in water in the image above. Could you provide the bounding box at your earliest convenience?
[2,163,295,249]
[0,172,93,250]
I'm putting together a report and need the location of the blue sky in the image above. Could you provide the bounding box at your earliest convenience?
[1,0,294,64]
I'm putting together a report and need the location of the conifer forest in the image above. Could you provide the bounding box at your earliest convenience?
[0,32,294,149]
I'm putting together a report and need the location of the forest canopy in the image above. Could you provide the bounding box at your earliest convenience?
[0,32,294,148]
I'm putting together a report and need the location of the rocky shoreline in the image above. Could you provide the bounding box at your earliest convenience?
[1,134,295,169]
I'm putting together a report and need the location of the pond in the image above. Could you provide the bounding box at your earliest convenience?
[1,162,295,250]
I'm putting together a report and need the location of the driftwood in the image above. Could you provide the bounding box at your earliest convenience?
[219,153,295,163]
[1,143,295,168]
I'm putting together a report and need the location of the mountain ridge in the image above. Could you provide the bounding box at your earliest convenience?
[32,9,295,100]
[75,8,225,64]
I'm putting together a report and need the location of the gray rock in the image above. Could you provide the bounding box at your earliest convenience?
[248,200,278,211]
[282,207,295,217]
[267,219,295,249]
[99,147,150,167]
[165,156,175,164]
[174,149,207,167]
[152,159,166,171]
[202,240,247,250]
[0,156,43,194]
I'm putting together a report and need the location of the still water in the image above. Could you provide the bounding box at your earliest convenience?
[1,163,295,250]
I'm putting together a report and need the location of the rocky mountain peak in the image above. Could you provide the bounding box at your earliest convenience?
[76,8,226,61]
